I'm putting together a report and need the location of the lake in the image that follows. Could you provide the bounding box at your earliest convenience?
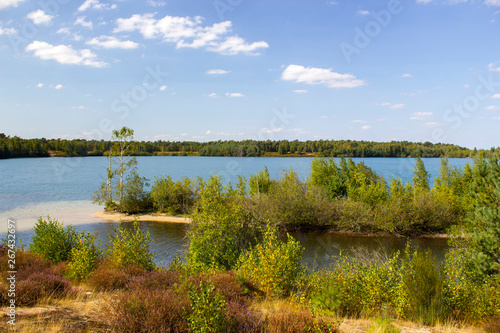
[0,156,471,267]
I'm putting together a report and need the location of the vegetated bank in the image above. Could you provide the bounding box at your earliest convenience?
[1,132,494,159]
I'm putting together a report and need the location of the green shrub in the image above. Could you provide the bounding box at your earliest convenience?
[237,225,304,297]
[187,281,227,333]
[118,168,152,214]
[30,216,78,263]
[188,173,261,270]
[151,175,196,215]
[107,220,155,271]
[66,232,102,281]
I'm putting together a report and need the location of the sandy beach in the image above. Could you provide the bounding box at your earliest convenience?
[92,210,191,224]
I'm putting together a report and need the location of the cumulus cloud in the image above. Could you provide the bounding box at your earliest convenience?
[113,14,268,55]
[206,69,230,74]
[361,125,371,130]
[27,9,55,25]
[410,112,434,120]
[74,16,93,29]
[0,0,25,10]
[489,62,500,72]
[36,83,43,88]
[390,104,405,109]
[486,105,500,110]
[0,26,16,35]
[281,64,365,88]
[159,85,167,91]
[25,41,108,68]
[78,0,117,12]
[293,89,308,94]
[208,93,218,98]
[226,92,245,98]
[54,84,63,89]
[86,36,139,49]
[492,94,500,99]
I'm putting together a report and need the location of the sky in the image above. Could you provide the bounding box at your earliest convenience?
[0,0,499,149]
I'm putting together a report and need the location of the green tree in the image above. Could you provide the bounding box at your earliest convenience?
[412,157,430,192]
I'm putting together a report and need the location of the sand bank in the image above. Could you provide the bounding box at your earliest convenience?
[92,210,191,224]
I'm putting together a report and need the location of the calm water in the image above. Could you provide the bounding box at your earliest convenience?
[0,156,471,267]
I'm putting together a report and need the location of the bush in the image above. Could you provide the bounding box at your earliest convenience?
[109,286,189,333]
[66,232,102,281]
[30,216,78,263]
[237,225,305,298]
[87,261,147,291]
[107,220,155,271]
[188,173,261,271]
[187,281,227,333]
[16,271,71,306]
[151,175,196,215]
[119,168,152,214]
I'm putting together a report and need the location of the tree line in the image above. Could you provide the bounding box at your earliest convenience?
[1,132,495,159]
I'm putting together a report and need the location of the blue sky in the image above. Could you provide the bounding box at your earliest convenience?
[0,0,499,149]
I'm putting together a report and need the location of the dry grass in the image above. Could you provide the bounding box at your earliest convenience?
[0,288,489,333]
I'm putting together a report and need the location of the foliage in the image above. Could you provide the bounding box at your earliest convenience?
[2,133,486,159]
[66,232,102,281]
[248,166,271,197]
[87,261,147,291]
[118,168,152,214]
[187,173,261,270]
[30,216,78,263]
[186,281,227,333]
[412,157,431,193]
[107,220,155,271]
[237,224,305,297]
[150,175,196,214]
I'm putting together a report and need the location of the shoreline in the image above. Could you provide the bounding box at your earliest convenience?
[92,210,191,224]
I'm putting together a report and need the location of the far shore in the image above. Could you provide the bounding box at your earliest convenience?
[92,210,191,224]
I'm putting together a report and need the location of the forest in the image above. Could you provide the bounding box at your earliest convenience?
[0,132,493,159]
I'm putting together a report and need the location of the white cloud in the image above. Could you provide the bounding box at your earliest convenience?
[0,0,25,10]
[86,36,139,49]
[36,83,43,88]
[205,130,212,135]
[492,94,500,99]
[78,0,117,12]
[159,85,167,91]
[485,0,500,6]
[27,10,55,26]
[486,105,500,110]
[390,104,405,109]
[489,62,500,72]
[208,93,218,98]
[114,14,268,55]
[401,73,413,78]
[293,89,308,94]
[73,105,86,109]
[54,84,63,90]
[261,127,283,134]
[226,92,245,98]
[289,128,307,134]
[358,10,370,15]
[57,27,70,34]
[281,64,365,88]
[353,120,368,123]
[361,125,371,130]
[0,26,16,35]
[379,102,392,106]
[416,0,433,3]
[148,0,166,7]
[74,16,93,29]
[410,112,434,120]
[25,41,108,68]
[320,115,328,119]
[206,69,230,75]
